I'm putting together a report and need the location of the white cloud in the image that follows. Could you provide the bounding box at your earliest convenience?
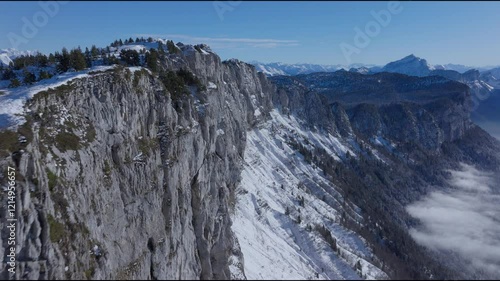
[135,33,299,49]
[407,164,500,278]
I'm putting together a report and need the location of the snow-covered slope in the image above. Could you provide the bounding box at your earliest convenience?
[0,65,116,128]
[0,53,13,67]
[231,110,388,280]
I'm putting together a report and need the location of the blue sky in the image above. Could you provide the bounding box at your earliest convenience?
[1,1,499,67]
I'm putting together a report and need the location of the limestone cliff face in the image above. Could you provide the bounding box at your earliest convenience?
[0,48,272,280]
[271,72,474,150]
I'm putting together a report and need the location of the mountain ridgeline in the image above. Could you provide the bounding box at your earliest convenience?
[1,42,499,280]
[255,54,500,142]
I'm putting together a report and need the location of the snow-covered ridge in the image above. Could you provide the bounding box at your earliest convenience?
[1,38,213,89]
[0,65,117,128]
[0,39,218,129]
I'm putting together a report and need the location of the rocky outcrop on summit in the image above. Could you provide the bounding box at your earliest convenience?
[0,47,272,280]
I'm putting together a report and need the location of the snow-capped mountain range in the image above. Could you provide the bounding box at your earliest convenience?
[249,61,378,76]
[251,55,500,95]
[0,48,40,66]
[251,55,499,81]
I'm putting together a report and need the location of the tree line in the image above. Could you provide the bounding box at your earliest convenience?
[1,38,180,88]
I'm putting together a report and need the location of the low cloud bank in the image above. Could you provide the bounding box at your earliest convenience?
[407,164,500,277]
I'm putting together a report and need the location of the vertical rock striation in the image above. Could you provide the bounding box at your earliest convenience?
[0,47,272,280]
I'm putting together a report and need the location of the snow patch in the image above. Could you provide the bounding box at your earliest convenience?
[208,81,217,89]
[254,108,261,118]
[0,53,12,66]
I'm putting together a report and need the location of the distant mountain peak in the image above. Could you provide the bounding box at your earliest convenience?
[404,54,417,59]
[394,54,427,64]
[381,54,434,77]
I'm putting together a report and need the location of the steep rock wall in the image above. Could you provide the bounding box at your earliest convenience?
[0,50,272,280]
